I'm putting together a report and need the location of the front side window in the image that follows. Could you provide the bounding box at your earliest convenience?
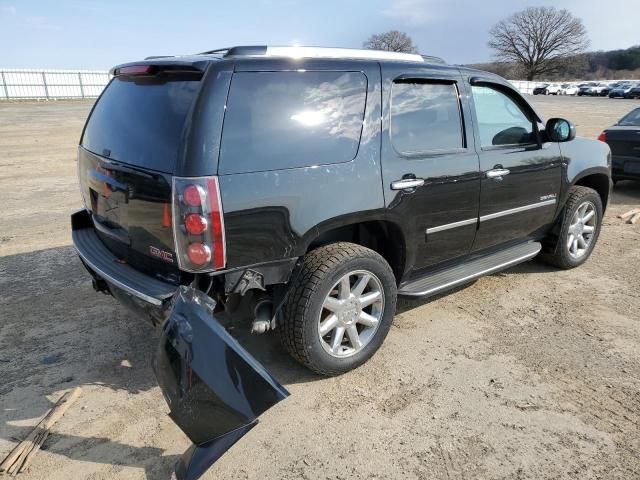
[390,81,463,155]
[471,85,536,148]
[219,71,367,174]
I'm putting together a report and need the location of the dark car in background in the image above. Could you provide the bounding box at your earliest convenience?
[599,107,640,183]
[601,82,622,96]
[626,85,640,99]
[609,83,635,98]
[533,83,549,95]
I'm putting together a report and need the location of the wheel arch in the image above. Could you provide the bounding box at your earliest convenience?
[572,172,611,210]
[305,218,407,284]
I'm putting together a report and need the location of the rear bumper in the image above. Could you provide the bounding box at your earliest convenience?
[612,155,640,180]
[72,210,177,317]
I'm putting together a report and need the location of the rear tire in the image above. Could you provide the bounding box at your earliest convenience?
[539,186,603,269]
[279,242,397,376]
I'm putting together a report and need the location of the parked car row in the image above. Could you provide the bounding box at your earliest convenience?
[532,81,640,98]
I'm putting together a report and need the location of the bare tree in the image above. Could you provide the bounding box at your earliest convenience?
[363,30,418,53]
[488,7,589,80]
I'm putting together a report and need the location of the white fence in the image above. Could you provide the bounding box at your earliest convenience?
[0,69,110,100]
[0,70,580,100]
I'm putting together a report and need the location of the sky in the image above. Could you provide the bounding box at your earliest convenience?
[1,0,637,70]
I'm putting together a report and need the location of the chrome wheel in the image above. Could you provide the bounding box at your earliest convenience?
[567,201,597,259]
[318,270,384,358]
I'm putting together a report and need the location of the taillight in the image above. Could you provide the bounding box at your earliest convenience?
[597,131,607,143]
[172,176,226,272]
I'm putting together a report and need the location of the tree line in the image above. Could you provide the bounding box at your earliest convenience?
[364,7,640,81]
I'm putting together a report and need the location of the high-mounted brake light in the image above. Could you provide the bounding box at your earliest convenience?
[172,176,226,272]
[115,65,156,76]
[597,131,607,143]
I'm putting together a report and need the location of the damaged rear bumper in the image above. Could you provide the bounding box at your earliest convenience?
[154,286,290,479]
[72,210,290,479]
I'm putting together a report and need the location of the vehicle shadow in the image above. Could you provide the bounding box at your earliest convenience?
[611,180,640,204]
[0,244,315,478]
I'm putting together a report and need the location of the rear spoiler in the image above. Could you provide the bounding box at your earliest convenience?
[109,60,209,76]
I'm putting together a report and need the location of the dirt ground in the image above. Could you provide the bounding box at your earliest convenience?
[0,96,639,480]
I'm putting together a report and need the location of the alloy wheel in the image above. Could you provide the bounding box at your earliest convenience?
[317,270,384,358]
[567,201,597,259]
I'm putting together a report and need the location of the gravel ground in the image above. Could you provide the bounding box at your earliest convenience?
[0,95,639,480]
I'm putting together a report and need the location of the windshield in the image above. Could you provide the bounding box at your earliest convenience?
[618,108,640,126]
[82,75,201,173]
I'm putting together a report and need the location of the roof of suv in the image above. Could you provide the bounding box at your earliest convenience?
[112,45,447,73]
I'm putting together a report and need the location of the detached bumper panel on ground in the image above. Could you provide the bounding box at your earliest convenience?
[153,286,290,480]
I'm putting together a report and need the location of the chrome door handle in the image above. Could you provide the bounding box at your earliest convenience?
[391,178,425,190]
[486,168,511,180]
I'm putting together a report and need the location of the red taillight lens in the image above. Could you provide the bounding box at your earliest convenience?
[182,184,204,207]
[172,176,226,272]
[597,131,607,143]
[184,213,208,235]
[186,243,211,265]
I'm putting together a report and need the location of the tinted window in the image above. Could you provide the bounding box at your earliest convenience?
[82,76,201,173]
[619,108,640,126]
[471,85,535,147]
[219,71,367,174]
[390,81,463,154]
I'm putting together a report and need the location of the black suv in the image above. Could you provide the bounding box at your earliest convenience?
[72,46,611,479]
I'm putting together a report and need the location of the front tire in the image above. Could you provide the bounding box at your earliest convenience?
[279,242,397,376]
[540,186,603,269]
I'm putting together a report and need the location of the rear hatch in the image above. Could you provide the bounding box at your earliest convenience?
[78,65,204,282]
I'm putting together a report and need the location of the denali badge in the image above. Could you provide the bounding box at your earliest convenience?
[149,246,174,263]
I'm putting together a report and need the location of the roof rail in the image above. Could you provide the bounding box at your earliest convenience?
[196,46,444,64]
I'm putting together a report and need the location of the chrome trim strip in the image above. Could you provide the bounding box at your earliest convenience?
[480,199,556,222]
[75,247,165,306]
[399,244,542,297]
[426,217,477,234]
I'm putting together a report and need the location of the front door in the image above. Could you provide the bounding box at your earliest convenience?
[380,66,481,273]
[468,81,562,251]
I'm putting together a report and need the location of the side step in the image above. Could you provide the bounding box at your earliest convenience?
[398,242,541,298]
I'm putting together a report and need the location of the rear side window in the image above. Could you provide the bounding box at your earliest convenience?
[219,71,367,174]
[82,76,201,173]
[390,81,464,155]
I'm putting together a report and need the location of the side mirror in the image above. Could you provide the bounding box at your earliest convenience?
[546,118,576,142]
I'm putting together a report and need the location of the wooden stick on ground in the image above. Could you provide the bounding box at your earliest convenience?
[619,208,640,221]
[0,387,81,475]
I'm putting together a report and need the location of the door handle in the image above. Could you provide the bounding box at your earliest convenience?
[486,168,511,180]
[391,178,425,191]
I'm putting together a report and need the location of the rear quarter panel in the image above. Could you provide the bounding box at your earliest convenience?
[217,61,385,268]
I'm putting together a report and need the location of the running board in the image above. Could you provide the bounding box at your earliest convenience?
[398,242,541,298]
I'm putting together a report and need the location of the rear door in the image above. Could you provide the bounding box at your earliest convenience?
[78,67,204,280]
[380,65,481,272]
[468,80,562,251]
[153,287,289,480]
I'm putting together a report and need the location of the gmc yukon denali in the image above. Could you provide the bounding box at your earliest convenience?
[71,46,611,479]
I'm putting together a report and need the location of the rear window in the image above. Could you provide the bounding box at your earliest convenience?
[219,71,367,174]
[81,75,201,173]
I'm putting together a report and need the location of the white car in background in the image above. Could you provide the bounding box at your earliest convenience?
[587,83,609,96]
[546,83,562,95]
[560,84,579,95]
